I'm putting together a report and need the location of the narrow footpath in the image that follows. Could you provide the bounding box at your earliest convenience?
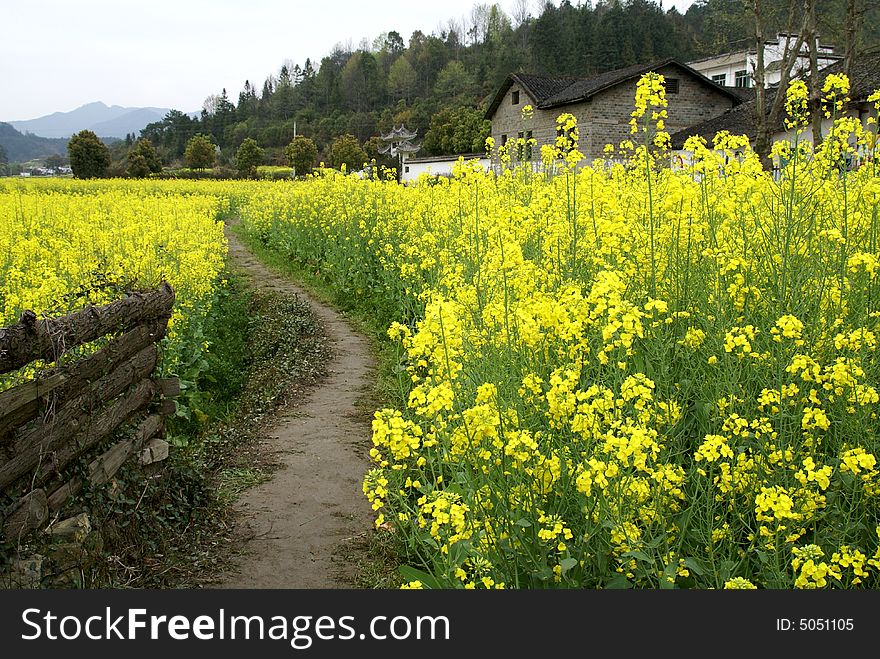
[215,225,376,588]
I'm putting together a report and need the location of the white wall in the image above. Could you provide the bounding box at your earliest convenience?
[689,34,838,88]
[401,157,491,183]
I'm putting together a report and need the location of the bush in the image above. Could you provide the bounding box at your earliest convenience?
[235,138,264,178]
[68,130,111,179]
[285,136,318,177]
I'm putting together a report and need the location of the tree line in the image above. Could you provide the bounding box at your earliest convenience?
[65,0,878,179]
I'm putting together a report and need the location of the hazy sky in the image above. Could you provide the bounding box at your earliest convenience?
[2,0,699,121]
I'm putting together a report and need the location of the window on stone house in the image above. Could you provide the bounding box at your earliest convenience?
[666,78,679,94]
[734,70,751,88]
[711,73,727,86]
[501,134,508,146]
[512,90,520,105]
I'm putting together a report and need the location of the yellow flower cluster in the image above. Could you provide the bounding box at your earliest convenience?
[238,73,880,589]
[0,177,229,387]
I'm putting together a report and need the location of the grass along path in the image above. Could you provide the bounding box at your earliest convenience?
[214,220,376,588]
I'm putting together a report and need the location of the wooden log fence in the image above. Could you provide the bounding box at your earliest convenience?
[0,284,179,543]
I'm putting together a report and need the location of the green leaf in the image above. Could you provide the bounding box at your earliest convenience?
[515,518,532,528]
[604,574,632,589]
[398,565,443,589]
[660,561,679,589]
[622,550,653,563]
[559,558,578,573]
[682,557,707,576]
[448,540,471,565]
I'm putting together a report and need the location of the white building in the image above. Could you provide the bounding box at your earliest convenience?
[688,33,840,89]
[400,154,490,183]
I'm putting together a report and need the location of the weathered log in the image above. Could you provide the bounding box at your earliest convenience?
[156,377,181,398]
[158,399,177,416]
[47,513,91,542]
[47,477,82,513]
[0,283,173,375]
[0,318,168,442]
[87,414,163,486]
[0,374,66,430]
[139,438,169,465]
[34,380,156,485]
[0,373,156,491]
[10,344,157,457]
[2,489,48,541]
[0,400,39,445]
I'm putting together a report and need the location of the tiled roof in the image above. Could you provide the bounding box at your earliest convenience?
[485,59,743,119]
[839,48,880,102]
[669,94,772,148]
[513,73,580,103]
[541,59,679,107]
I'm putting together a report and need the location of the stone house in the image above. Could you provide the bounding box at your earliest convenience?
[485,59,743,162]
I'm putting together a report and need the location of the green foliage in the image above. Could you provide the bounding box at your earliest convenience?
[167,276,251,438]
[257,165,294,180]
[127,138,162,178]
[141,110,198,161]
[45,153,65,170]
[184,133,216,170]
[284,135,318,176]
[433,61,479,105]
[151,167,236,180]
[67,129,111,179]
[127,0,874,165]
[422,106,491,156]
[329,134,368,172]
[235,138,264,178]
[387,56,418,103]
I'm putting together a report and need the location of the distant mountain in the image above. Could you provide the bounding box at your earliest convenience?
[0,122,68,162]
[89,108,172,139]
[9,102,173,139]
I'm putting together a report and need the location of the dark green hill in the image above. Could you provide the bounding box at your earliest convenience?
[0,122,68,162]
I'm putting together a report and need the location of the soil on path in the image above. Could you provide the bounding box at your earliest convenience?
[215,225,376,588]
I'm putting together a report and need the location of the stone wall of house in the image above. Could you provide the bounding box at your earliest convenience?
[490,66,736,162]
[489,82,561,158]
[582,64,735,159]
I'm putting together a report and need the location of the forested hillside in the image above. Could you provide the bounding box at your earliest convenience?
[137,0,878,165]
[0,122,68,163]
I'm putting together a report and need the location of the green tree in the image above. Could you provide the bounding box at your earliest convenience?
[141,109,198,159]
[67,130,111,179]
[423,106,491,156]
[184,133,216,170]
[329,134,368,172]
[433,61,479,105]
[388,56,418,102]
[45,153,65,170]
[127,138,161,177]
[285,135,319,176]
[127,154,151,178]
[340,51,383,112]
[235,137,264,177]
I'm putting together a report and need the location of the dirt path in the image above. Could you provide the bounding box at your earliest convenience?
[215,225,376,588]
